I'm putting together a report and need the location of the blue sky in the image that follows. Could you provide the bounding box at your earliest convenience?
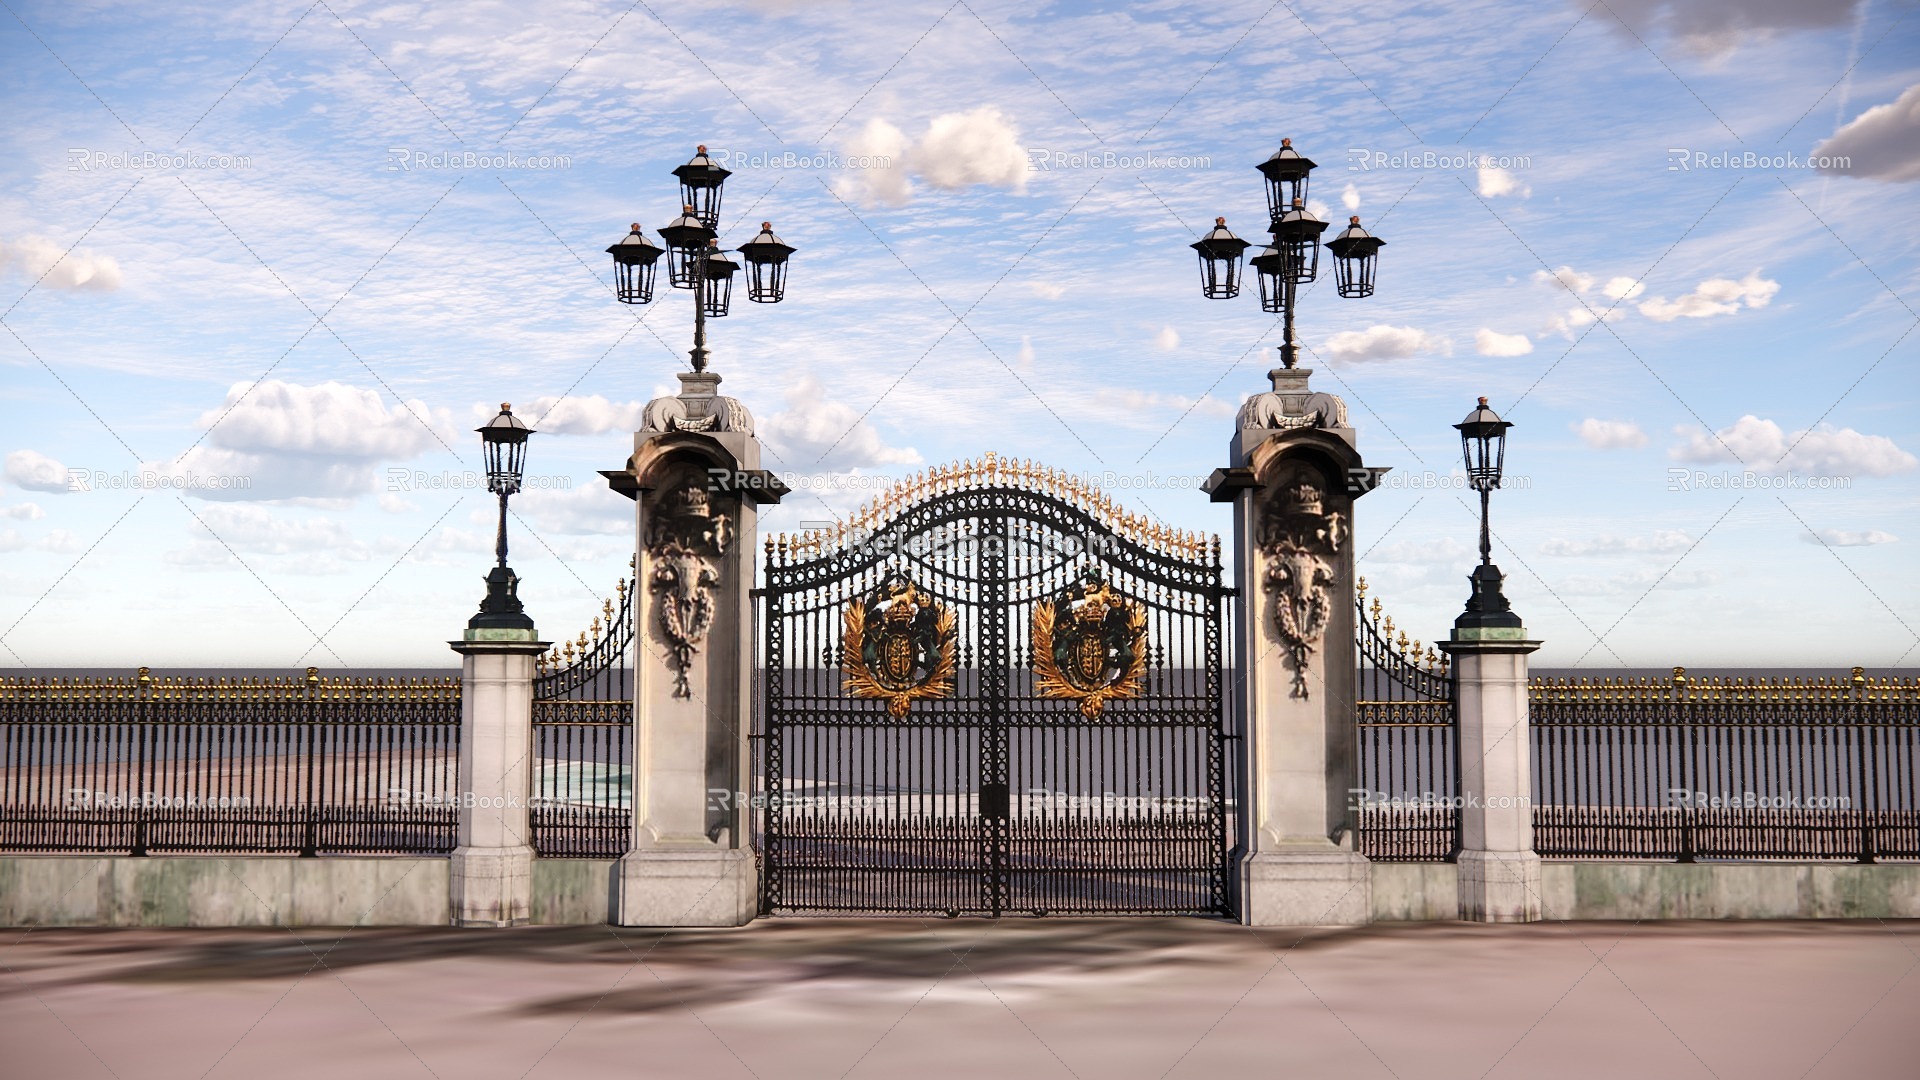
[2,0,1916,669]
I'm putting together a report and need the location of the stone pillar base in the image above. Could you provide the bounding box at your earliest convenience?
[449,845,533,927]
[1458,850,1543,923]
[1240,847,1372,926]
[614,848,757,927]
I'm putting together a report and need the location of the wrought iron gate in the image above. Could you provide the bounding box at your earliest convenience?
[531,570,634,857]
[1353,578,1459,860]
[759,455,1230,917]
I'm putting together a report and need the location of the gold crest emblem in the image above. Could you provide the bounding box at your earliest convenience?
[842,574,957,717]
[1032,573,1149,718]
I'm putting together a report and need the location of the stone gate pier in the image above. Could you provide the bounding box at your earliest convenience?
[1207,366,1384,926]
[601,371,784,927]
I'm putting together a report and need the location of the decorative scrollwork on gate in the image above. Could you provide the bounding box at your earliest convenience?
[841,573,956,717]
[1032,572,1148,718]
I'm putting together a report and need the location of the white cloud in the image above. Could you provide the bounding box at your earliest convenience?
[1535,266,1595,295]
[5,449,72,493]
[2,502,45,520]
[1815,83,1920,183]
[1341,183,1361,211]
[1093,388,1234,420]
[1016,335,1036,373]
[183,504,370,557]
[0,527,78,553]
[1152,326,1179,351]
[1574,418,1648,449]
[1601,276,1645,301]
[377,492,414,513]
[1025,281,1065,300]
[1474,329,1534,357]
[759,375,922,473]
[1604,0,1861,56]
[0,235,122,291]
[152,381,453,502]
[1324,324,1450,363]
[1671,416,1917,477]
[1541,530,1692,557]
[500,395,647,436]
[515,484,632,536]
[834,107,1027,207]
[1638,271,1779,321]
[1806,529,1897,547]
[1476,165,1529,198]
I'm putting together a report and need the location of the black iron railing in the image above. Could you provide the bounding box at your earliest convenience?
[1531,668,1920,861]
[0,669,460,855]
[1354,579,1458,861]
[531,574,634,858]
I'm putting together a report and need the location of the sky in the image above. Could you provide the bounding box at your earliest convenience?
[1,0,1916,671]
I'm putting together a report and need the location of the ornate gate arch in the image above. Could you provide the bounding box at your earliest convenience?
[758,454,1231,916]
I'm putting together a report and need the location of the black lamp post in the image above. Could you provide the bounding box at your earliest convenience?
[1453,396,1520,632]
[471,403,535,631]
[1194,138,1386,367]
[606,146,796,374]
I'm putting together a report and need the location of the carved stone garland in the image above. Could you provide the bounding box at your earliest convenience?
[646,469,734,699]
[1260,473,1346,700]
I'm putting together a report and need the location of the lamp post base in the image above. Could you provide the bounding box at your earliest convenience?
[469,565,535,631]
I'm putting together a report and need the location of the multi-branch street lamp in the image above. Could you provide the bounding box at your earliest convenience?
[606,145,797,373]
[1453,396,1522,631]
[1190,138,1386,368]
[470,402,535,630]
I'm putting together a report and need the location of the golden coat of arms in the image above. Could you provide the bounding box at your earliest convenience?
[841,574,957,717]
[1032,573,1149,718]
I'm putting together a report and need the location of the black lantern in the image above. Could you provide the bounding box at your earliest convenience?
[672,145,731,229]
[1256,138,1316,229]
[478,402,533,498]
[1456,396,1511,493]
[606,224,665,305]
[1455,396,1512,567]
[1270,199,1329,284]
[699,242,739,317]
[1326,216,1386,299]
[737,221,795,303]
[471,403,536,631]
[1191,217,1251,299]
[1250,241,1289,314]
[658,206,715,289]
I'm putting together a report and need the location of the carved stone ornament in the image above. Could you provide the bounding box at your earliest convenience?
[1032,572,1149,719]
[1235,367,1349,432]
[646,468,733,699]
[1260,472,1347,700]
[842,573,956,718]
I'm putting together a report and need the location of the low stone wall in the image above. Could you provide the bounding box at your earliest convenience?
[6,855,1919,926]
[0,855,450,927]
[1372,860,1920,921]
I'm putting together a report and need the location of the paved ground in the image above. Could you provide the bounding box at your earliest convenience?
[3,919,1917,1078]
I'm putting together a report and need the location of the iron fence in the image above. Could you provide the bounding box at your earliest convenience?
[1531,669,1920,861]
[1354,580,1458,861]
[530,575,634,858]
[0,668,460,855]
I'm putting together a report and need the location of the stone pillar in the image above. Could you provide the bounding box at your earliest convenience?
[1206,367,1385,926]
[601,373,784,927]
[449,626,545,927]
[1443,564,1543,922]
